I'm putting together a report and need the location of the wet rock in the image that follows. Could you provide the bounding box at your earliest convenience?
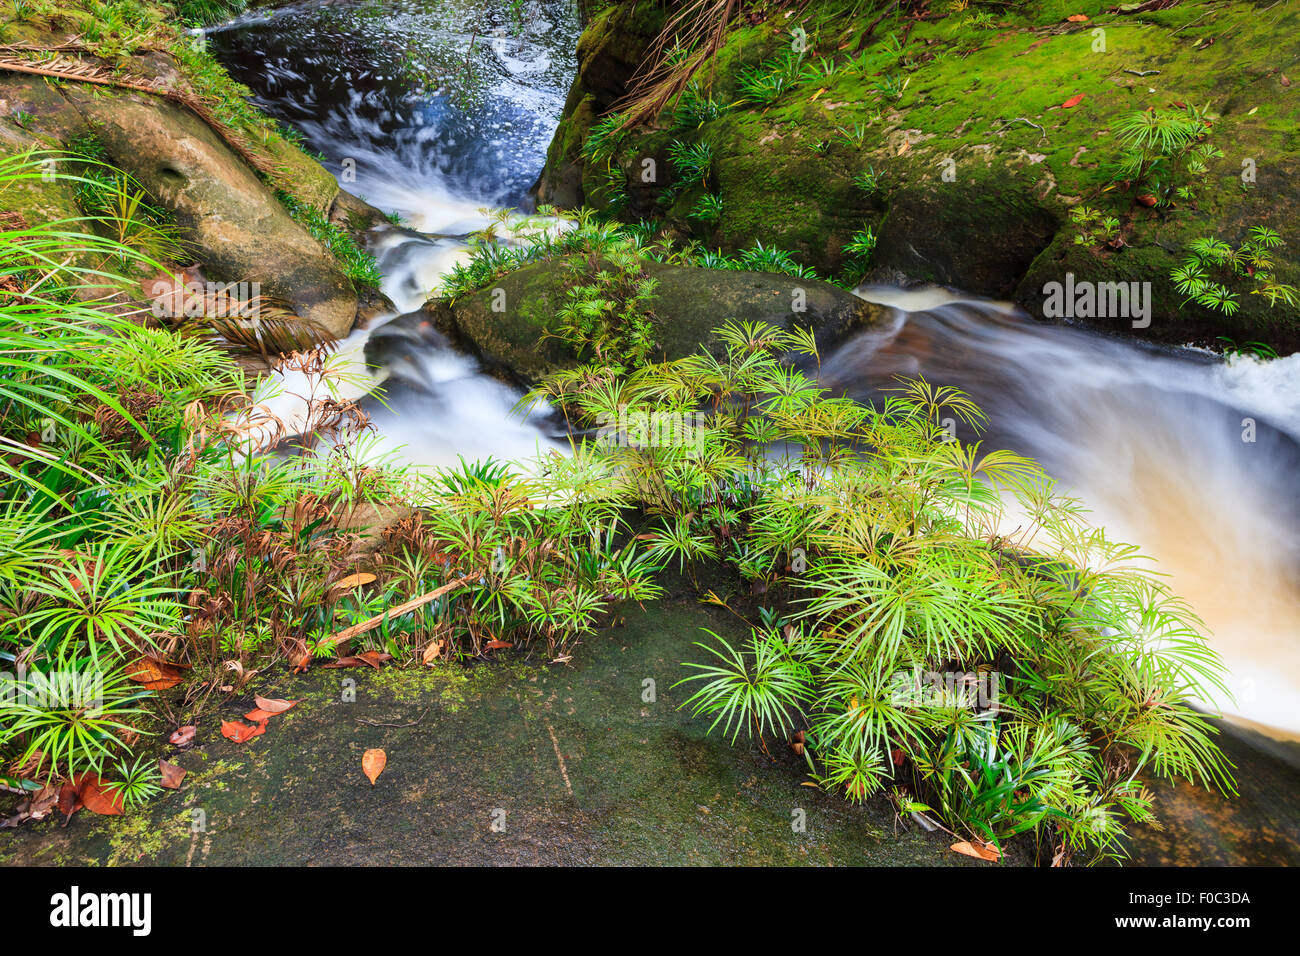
[62,89,359,338]
[429,261,882,384]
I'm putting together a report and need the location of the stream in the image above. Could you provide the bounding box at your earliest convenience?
[207,0,1300,864]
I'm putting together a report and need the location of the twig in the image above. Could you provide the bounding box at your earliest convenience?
[323,571,480,648]
[354,708,429,728]
[1123,69,1160,76]
[997,117,1047,143]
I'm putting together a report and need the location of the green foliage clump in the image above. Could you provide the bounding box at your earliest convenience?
[1113,104,1222,206]
[1171,227,1298,317]
[275,191,381,289]
[529,321,1236,864]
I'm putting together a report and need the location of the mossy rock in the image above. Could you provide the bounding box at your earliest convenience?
[58,87,359,338]
[544,0,1300,350]
[427,260,881,384]
[535,0,669,207]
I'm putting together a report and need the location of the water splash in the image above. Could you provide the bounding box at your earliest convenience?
[832,287,1300,734]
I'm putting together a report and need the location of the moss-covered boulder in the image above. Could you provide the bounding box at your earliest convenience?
[541,0,1300,351]
[427,261,880,384]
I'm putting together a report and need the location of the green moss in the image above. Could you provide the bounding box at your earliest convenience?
[547,0,1300,346]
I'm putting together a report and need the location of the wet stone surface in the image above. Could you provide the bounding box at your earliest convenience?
[2,601,989,867]
[6,597,1292,866]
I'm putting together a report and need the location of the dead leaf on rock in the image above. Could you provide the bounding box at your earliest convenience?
[951,840,1000,861]
[73,773,124,816]
[220,718,268,744]
[158,760,187,790]
[362,748,386,786]
[254,696,297,715]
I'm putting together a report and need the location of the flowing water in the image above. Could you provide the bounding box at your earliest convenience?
[209,0,1300,862]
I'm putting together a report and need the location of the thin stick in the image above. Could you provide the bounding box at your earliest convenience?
[323,571,480,648]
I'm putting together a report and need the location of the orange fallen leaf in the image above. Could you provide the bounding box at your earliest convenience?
[158,759,187,790]
[293,653,312,674]
[1135,193,1157,207]
[253,696,297,715]
[332,571,377,591]
[951,840,1001,861]
[357,649,392,668]
[422,638,447,665]
[362,748,386,786]
[1280,74,1291,87]
[169,725,196,746]
[220,718,268,744]
[483,639,514,651]
[1066,14,1089,22]
[58,782,81,822]
[126,655,186,690]
[244,708,278,722]
[1062,93,1086,108]
[73,773,124,816]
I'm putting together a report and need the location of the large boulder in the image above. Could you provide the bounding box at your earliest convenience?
[62,89,358,338]
[425,261,881,384]
[540,2,1300,352]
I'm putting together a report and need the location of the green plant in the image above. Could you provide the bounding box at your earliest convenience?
[530,320,1235,864]
[678,627,812,744]
[853,166,881,194]
[669,80,731,131]
[276,191,381,288]
[1171,227,1297,315]
[1070,206,1123,250]
[108,753,163,808]
[690,193,724,224]
[1113,104,1221,205]
[667,139,714,186]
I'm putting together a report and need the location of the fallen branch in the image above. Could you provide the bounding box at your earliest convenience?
[323,572,480,648]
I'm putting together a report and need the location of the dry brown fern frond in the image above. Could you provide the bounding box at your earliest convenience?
[0,52,278,177]
[612,0,739,131]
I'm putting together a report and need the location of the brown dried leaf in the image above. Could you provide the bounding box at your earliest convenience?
[158,759,187,790]
[74,774,124,816]
[169,725,197,747]
[951,840,1000,862]
[362,748,387,786]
